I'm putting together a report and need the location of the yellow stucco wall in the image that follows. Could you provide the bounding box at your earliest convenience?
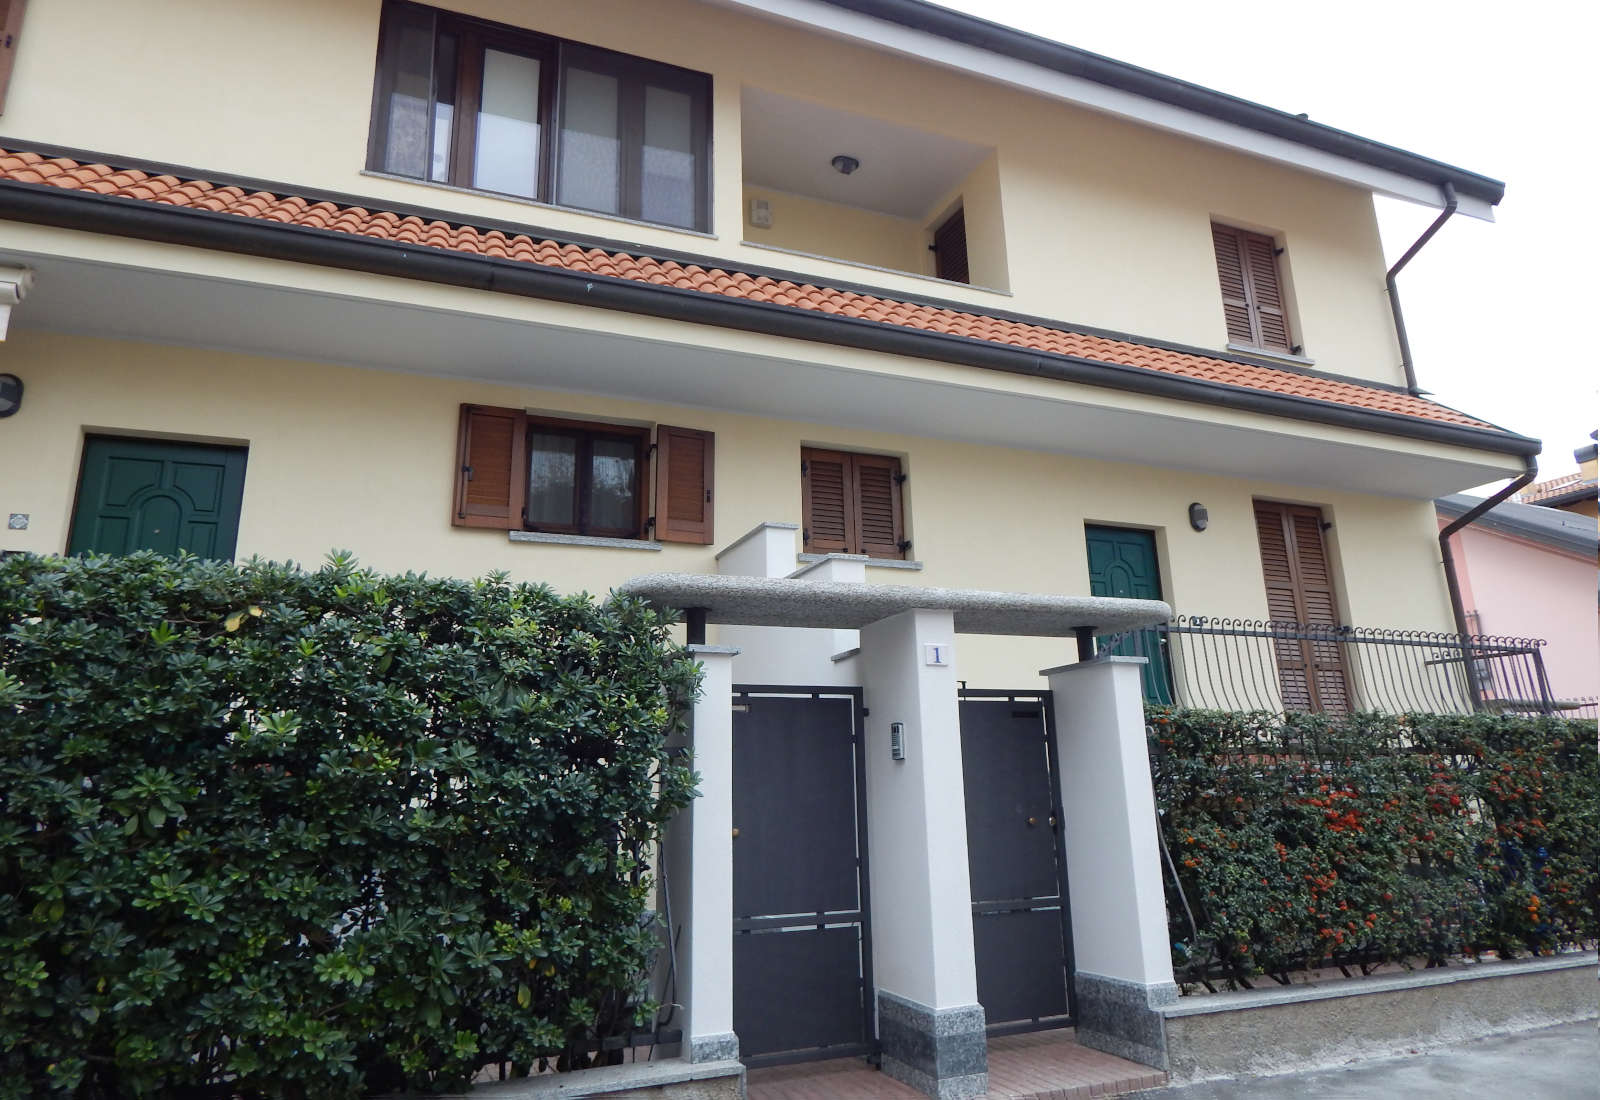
[0,329,1458,687]
[4,0,1401,384]
[740,185,927,276]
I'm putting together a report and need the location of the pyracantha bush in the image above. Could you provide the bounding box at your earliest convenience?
[1149,707,1596,990]
[0,551,699,1098]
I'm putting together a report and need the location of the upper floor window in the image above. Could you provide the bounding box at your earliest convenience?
[369,1,711,231]
[1211,222,1296,355]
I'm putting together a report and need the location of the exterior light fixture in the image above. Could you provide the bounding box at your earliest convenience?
[1188,502,1209,531]
[0,373,20,417]
[830,155,860,175]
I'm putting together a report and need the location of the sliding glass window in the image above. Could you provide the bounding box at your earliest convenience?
[369,2,710,231]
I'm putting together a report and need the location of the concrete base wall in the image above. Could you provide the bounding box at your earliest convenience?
[1163,954,1598,1083]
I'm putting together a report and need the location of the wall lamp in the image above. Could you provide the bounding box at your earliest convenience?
[1188,502,1209,531]
[0,373,20,418]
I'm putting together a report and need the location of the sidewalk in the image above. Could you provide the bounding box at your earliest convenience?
[1128,1020,1596,1099]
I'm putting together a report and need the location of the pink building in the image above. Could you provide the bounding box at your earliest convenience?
[1437,494,1599,708]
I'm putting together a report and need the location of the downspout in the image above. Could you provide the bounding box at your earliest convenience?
[1387,182,1458,396]
[1438,454,1538,708]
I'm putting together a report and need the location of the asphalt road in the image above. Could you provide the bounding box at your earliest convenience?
[1128,1021,1598,1099]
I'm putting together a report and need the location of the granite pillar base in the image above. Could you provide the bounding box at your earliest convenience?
[1073,971,1177,1069]
[876,991,987,1100]
[686,1031,739,1063]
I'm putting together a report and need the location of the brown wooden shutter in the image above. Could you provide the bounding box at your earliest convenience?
[932,207,969,284]
[802,448,905,559]
[1254,500,1350,714]
[654,425,714,544]
[453,404,526,529]
[1241,232,1290,351]
[0,0,25,115]
[1212,224,1256,346]
[853,453,904,559]
[1213,223,1292,353]
[801,447,854,554]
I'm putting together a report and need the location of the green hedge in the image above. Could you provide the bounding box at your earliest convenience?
[1149,707,1598,989]
[0,552,699,1098]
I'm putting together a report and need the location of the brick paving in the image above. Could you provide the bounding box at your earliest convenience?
[747,1029,1166,1100]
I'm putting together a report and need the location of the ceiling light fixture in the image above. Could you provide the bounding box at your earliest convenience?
[830,155,860,175]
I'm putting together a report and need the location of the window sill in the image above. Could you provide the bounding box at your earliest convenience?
[1227,342,1316,367]
[794,552,924,572]
[740,240,1012,297]
[510,530,663,551]
[361,171,718,240]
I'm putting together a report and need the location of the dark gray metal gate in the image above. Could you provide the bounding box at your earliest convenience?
[958,690,1075,1034]
[731,687,874,1066]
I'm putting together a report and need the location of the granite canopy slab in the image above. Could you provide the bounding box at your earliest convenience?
[617,573,1172,636]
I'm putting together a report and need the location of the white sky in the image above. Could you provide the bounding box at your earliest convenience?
[938,0,1599,480]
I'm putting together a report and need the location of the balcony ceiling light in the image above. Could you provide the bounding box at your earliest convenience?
[830,155,861,175]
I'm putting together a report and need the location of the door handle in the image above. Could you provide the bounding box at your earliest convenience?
[1026,816,1037,827]
[731,827,740,838]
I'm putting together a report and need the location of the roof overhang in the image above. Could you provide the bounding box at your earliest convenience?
[0,218,1531,502]
[1436,495,1599,558]
[718,0,1503,220]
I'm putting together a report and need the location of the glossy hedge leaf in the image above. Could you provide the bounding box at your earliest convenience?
[0,551,700,1097]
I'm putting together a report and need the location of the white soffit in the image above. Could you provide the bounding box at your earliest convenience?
[713,0,1495,222]
[741,87,989,218]
[6,249,1520,501]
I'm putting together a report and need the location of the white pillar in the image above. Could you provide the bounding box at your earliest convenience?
[664,644,740,1063]
[1043,654,1176,1069]
[859,609,986,1100]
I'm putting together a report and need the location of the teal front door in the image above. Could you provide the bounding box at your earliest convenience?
[68,436,248,560]
[1085,525,1173,704]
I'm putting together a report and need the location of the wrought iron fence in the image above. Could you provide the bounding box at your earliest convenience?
[1099,616,1578,717]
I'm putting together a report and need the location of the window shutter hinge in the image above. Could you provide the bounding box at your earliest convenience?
[803,527,810,543]
[897,539,913,553]
[647,515,657,531]
[1274,246,1286,256]
[462,464,473,481]
[648,441,659,456]
[894,472,908,485]
[801,460,808,475]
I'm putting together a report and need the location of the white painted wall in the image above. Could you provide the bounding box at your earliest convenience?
[670,646,740,1056]
[859,609,980,1010]
[1045,656,1175,990]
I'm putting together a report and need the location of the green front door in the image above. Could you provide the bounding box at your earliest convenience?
[1085,525,1173,704]
[68,436,248,560]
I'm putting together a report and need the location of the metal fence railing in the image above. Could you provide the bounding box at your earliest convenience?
[1099,616,1584,718]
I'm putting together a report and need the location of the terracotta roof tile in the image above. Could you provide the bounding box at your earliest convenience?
[1518,472,1598,504]
[0,146,1504,432]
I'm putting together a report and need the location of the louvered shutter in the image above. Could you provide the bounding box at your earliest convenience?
[1254,501,1351,714]
[853,453,904,559]
[1212,224,1256,346]
[802,447,853,554]
[1241,232,1291,351]
[0,0,26,115]
[454,404,526,529]
[932,207,969,284]
[1213,223,1293,353]
[654,425,714,544]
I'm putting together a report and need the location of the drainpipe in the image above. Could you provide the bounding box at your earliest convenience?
[1387,182,1458,396]
[1437,454,1538,708]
